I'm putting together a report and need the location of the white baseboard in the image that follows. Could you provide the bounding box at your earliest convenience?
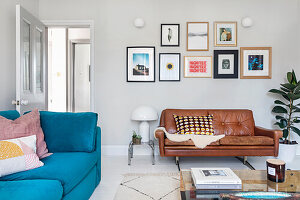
[102,145,160,156]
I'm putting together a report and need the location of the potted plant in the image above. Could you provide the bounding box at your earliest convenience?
[132,131,142,145]
[269,70,300,163]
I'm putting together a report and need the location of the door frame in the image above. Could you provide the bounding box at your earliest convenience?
[42,20,95,112]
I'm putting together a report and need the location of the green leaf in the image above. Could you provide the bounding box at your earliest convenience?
[272,106,288,114]
[281,83,295,91]
[283,129,288,139]
[291,126,300,136]
[274,100,287,106]
[292,70,298,85]
[294,108,300,112]
[268,89,287,96]
[280,87,291,93]
[294,84,300,93]
[275,115,284,120]
[280,119,288,128]
[287,93,300,100]
[293,119,300,123]
[287,72,293,84]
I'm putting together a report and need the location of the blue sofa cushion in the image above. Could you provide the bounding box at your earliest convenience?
[0,152,98,196]
[0,179,63,200]
[39,111,98,152]
[0,110,20,120]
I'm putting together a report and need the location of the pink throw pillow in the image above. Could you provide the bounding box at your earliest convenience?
[0,109,51,159]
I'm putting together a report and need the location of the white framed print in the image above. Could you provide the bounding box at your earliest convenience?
[127,46,155,82]
[184,56,212,78]
[161,24,180,47]
[159,53,180,81]
[187,22,209,51]
[214,22,237,47]
[240,47,272,79]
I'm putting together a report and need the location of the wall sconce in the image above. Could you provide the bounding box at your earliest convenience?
[134,18,145,28]
[241,17,253,28]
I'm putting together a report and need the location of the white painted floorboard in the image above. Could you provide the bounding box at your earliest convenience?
[90,155,300,200]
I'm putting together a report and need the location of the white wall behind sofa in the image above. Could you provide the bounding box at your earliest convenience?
[0,0,39,110]
[1,0,299,148]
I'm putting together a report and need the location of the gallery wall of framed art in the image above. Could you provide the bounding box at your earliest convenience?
[126,20,272,82]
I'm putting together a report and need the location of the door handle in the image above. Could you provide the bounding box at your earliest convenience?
[12,100,20,105]
[20,100,29,106]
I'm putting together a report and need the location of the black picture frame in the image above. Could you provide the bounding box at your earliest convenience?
[159,53,181,81]
[161,24,180,47]
[213,50,238,79]
[126,46,155,82]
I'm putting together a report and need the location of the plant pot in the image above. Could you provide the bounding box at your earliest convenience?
[277,143,297,163]
[132,137,141,145]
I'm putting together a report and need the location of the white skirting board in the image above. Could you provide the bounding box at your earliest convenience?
[102,145,160,156]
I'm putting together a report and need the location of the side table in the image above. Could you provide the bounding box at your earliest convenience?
[128,140,155,165]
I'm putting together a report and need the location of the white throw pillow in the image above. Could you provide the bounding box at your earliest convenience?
[0,135,44,177]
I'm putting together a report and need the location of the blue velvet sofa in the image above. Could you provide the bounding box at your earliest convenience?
[0,110,101,200]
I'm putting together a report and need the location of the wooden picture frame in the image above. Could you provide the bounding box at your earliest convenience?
[214,22,237,47]
[184,56,212,78]
[240,47,272,79]
[126,46,155,82]
[214,50,238,79]
[159,53,181,81]
[161,24,180,47]
[187,22,209,51]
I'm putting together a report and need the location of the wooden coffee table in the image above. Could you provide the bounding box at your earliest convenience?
[180,169,300,200]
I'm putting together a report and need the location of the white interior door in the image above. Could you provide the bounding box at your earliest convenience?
[73,43,90,112]
[15,5,47,114]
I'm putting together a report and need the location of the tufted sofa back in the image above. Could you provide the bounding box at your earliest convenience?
[160,109,255,136]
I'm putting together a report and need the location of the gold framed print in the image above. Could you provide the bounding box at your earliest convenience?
[184,56,212,78]
[214,22,237,47]
[187,22,209,51]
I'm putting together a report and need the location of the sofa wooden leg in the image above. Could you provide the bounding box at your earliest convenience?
[243,156,247,165]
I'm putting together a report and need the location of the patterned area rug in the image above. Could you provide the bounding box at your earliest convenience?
[114,173,180,200]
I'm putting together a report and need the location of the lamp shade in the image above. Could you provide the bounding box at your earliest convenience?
[131,106,158,121]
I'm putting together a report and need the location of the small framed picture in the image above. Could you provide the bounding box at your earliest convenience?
[214,50,238,79]
[187,22,209,51]
[161,24,180,47]
[240,47,272,79]
[214,22,237,47]
[184,56,212,78]
[159,53,180,81]
[127,46,155,82]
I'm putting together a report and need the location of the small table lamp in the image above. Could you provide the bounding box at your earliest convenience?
[131,106,158,142]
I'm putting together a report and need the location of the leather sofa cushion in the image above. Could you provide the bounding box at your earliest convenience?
[165,139,220,146]
[163,109,255,136]
[220,136,274,146]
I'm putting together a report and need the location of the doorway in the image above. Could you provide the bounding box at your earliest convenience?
[47,27,91,112]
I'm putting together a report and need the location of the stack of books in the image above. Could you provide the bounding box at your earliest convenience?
[191,168,242,190]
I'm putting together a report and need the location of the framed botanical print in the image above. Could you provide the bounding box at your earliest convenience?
[214,22,237,47]
[159,53,180,81]
[214,50,238,79]
[187,22,209,51]
[240,47,272,79]
[161,24,180,47]
[184,56,212,78]
[127,46,155,82]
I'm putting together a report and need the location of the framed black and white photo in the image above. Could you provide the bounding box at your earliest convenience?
[187,22,209,51]
[159,53,180,81]
[161,24,180,46]
[127,46,155,82]
[214,50,238,79]
[214,22,237,47]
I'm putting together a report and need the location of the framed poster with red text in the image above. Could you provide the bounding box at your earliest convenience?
[184,56,212,78]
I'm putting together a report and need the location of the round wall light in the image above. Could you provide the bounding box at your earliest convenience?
[134,18,145,28]
[241,17,253,28]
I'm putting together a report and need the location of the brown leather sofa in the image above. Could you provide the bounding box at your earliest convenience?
[155,109,283,160]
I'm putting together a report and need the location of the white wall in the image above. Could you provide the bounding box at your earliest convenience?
[0,0,294,146]
[0,0,39,110]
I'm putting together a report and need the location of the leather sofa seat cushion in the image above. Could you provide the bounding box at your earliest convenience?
[0,180,63,200]
[220,136,274,146]
[0,152,98,196]
[163,109,255,136]
[165,139,220,146]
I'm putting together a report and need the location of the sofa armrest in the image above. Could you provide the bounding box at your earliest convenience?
[254,126,283,156]
[155,129,165,156]
[95,126,101,185]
